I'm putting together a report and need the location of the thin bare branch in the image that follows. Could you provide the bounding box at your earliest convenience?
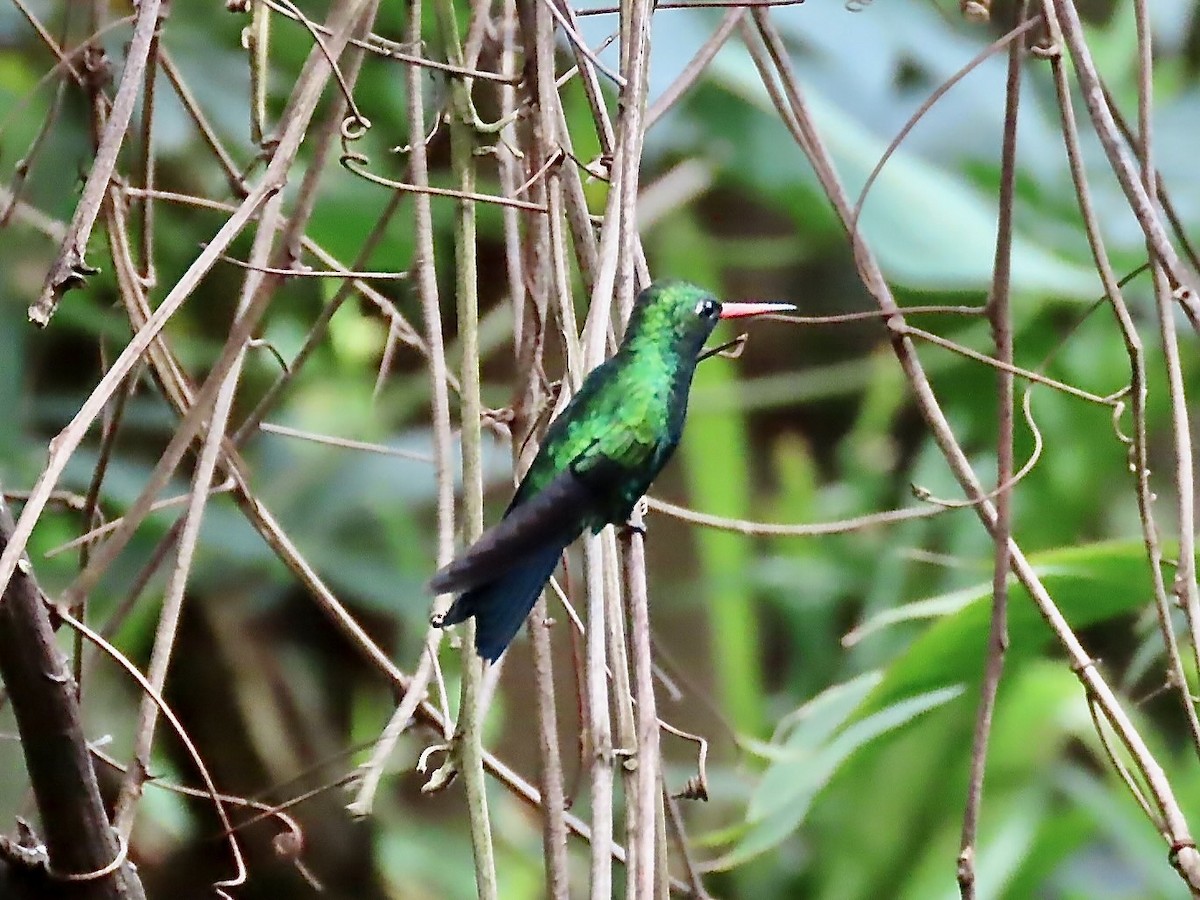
[1047,0,1200,332]
[746,10,1200,889]
[958,5,1024,893]
[1035,1,1200,758]
[30,0,165,324]
[432,0,499,892]
[646,495,950,535]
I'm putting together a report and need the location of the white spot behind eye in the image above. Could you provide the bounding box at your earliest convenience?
[694,299,715,317]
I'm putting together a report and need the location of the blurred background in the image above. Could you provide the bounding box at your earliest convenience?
[3,0,1200,897]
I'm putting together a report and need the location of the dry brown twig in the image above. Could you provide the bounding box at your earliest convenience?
[29,0,165,325]
[957,3,1025,895]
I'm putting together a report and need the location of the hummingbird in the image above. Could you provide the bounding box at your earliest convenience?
[429,281,793,661]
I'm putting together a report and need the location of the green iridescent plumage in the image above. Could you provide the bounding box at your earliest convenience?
[512,281,719,527]
[429,280,792,661]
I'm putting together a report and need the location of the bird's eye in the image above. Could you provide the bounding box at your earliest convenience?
[694,299,718,318]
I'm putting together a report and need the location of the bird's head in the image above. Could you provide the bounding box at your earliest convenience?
[623,280,794,358]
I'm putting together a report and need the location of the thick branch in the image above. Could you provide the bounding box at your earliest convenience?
[0,494,145,899]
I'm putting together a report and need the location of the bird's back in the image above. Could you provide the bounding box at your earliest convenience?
[514,348,684,528]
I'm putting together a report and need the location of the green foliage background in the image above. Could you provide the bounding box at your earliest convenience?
[3,0,1200,897]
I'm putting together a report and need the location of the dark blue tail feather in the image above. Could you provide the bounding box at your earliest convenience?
[438,543,566,662]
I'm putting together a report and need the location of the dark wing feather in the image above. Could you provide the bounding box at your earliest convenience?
[427,468,596,595]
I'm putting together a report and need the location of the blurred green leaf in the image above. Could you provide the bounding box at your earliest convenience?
[852,541,1177,714]
[719,683,964,869]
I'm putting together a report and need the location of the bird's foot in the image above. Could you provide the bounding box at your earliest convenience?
[620,501,649,538]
